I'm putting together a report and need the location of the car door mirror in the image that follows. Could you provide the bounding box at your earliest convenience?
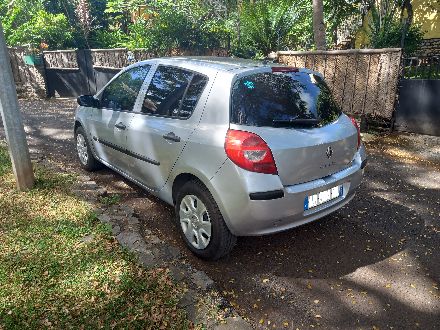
[77,95,100,108]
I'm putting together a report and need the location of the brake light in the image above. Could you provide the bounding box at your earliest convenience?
[271,66,299,73]
[225,129,278,175]
[350,117,361,149]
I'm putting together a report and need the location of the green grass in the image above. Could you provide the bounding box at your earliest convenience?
[0,145,189,329]
[99,193,122,206]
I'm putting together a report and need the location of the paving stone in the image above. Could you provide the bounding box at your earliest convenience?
[96,188,107,196]
[111,225,121,236]
[118,205,134,216]
[77,175,91,182]
[79,234,94,244]
[131,240,149,254]
[191,270,214,290]
[97,213,112,224]
[138,252,158,268]
[111,215,128,223]
[116,231,141,247]
[161,245,181,260]
[92,207,106,215]
[126,224,141,233]
[78,181,99,190]
[127,217,140,225]
[214,317,253,330]
[169,265,188,282]
[184,303,197,324]
[178,289,196,308]
[30,153,44,161]
[146,234,162,245]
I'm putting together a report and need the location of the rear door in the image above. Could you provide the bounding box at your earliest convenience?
[125,65,210,191]
[88,65,151,171]
[230,69,358,186]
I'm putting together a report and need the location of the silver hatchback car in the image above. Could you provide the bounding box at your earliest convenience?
[74,57,367,260]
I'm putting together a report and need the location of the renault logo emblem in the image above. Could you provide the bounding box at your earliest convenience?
[326,146,333,159]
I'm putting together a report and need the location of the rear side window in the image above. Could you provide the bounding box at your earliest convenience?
[141,66,207,119]
[231,71,341,127]
[179,74,208,118]
[100,65,151,111]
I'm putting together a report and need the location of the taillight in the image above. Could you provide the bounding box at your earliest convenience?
[225,129,278,175]
[350,117,361,149]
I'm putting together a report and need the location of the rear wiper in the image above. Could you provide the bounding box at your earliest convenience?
[272,118,320,126]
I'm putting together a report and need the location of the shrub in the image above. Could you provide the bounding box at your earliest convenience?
[7,10,73,50]
[367,3,424,56]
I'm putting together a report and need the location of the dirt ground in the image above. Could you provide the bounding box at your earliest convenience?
[1,98,439,329]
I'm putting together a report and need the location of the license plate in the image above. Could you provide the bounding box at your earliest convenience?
[304,185,343,210]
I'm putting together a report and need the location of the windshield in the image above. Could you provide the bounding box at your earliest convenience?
[231,71,341,127]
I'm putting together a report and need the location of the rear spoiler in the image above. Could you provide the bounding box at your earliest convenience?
[271,67,299,73]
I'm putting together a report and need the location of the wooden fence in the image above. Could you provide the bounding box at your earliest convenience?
[43,47,229,70]
[8,47,46,98]
[277,48,402,120]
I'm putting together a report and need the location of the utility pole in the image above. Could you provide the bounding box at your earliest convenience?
[0,21,34,190]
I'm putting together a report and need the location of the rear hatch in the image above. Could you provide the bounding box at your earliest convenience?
[230,69,358,186]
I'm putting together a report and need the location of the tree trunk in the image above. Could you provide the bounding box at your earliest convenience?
[312,0,326,50]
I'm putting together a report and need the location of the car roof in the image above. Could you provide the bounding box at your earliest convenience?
[152,56,268,72]
[131,56,320,77]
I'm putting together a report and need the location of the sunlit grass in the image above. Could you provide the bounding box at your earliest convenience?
[0,145,189,329]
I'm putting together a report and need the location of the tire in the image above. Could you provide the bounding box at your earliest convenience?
[74,126,102,172]
[175,180,237,260]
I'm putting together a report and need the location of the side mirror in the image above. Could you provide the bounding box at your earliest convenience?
[77,95,99,108]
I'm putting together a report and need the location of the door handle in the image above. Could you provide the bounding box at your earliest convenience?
[115,122,126,130]
[163,132,181,142]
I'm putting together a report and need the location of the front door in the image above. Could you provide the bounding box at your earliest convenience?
[125,65,210,191]
[88,64,151,171]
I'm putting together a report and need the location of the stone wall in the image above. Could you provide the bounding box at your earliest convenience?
[8,47,47,98]
[277,48,402,120]
[418,38,440,56]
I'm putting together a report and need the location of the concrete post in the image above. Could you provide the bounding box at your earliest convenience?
[0,21,34,190]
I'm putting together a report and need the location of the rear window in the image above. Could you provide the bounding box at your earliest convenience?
[231,71,341,127]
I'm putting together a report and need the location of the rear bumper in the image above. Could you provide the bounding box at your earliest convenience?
[210,145,367,236]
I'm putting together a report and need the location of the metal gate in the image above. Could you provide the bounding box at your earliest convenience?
[394,56,440,136]
[42,48,228,98]
[43,49,120,97]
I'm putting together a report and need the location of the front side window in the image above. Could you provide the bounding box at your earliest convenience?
[100,65,151,111]
[231,71,341,128]
[141,66,207,118]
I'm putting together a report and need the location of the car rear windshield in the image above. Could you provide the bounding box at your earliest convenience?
[231,71,341,127]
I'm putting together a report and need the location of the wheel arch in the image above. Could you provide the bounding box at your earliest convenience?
[172,172,204,204]
[74,120,82,133]
[169,168,235,234]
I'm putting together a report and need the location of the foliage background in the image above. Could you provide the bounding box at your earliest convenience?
[0,0,424,56]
